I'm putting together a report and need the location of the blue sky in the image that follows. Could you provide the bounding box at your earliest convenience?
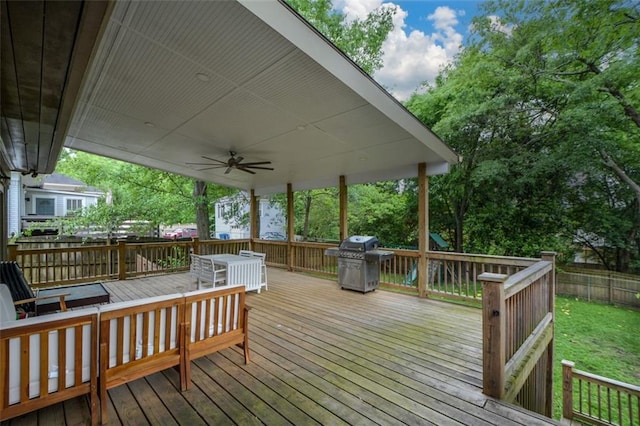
[333,0,485,100]
[395,1,482,37]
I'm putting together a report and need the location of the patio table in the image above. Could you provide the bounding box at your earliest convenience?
[35,282,110,314]
[201,254,262,292]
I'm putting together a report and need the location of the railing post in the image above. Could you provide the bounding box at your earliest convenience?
[540,251,556,312]
[118,241,127,281]
[562,360,575,420]
[541,251,556,417]
[192,238,200,255]
[7,244,18,262]
[480,272,507,399]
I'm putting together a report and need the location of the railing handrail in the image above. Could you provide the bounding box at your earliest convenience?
[572,368,640,395]
[480,252,556,416]
[562,360,640,425]
[428,250,538,266]
[12,245,115,255]
[504,260,553,298]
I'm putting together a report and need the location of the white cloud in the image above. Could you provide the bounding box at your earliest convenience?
[334,0,383,20]
[334,1,465,101]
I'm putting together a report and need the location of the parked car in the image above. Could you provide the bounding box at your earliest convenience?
[163,227,198,239]
[262,232,286,240]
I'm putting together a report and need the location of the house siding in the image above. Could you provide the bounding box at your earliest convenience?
[8,173,103,234]
[214,195,285,239]
[8,173,22,236]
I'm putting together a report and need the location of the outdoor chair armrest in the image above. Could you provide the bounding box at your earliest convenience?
[13,293,70,312]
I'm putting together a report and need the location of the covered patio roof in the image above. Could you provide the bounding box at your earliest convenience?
[1,0,458,196]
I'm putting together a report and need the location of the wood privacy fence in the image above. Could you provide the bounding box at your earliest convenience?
[480,252,556,417]
[562,360,640,426]
[557,272,640,308]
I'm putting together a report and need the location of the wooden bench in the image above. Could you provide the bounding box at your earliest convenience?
[0,308,99,425]
[182,285,251,389]
[98,285,250,423]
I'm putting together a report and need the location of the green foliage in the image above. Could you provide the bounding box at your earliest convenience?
[553,296,640,418]
[285,0,395,74]
[405,0,640,269]
[349,183,416,246]
[55,150,235,233]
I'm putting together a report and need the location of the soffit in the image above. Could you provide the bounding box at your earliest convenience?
[64,0,459,195]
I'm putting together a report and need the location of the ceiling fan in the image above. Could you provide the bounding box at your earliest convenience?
[186,151,273,175]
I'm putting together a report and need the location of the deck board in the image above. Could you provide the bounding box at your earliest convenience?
[4,268,560,425]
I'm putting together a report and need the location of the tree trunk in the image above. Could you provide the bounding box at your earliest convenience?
[194,180,211,240]
[303,193,311,241]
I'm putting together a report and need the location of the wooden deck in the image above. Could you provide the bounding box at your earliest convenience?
[4,268,560,425]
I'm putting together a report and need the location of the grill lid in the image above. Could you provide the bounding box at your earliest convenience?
[339,235,379,252]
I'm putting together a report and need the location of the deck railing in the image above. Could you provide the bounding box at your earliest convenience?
[10,244,118,286]
[9,239,250,288]
[426,251,537,301]
[562,360,640,426]
[9,240,544,299]
[479,252,556,417]
[8,239,559,417]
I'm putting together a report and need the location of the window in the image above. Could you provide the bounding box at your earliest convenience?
[66,198,83,215]
[218,204,227,218]
[35,198,55,216]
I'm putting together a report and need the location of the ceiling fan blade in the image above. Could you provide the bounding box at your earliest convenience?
[194,165,227,171]
[235,156,244,163]
[186,161,223,166]
[201,155,228,165]
[224,167,233,174]
[243,165,274,171]
[238,161,272,166]
[237,167,256,174]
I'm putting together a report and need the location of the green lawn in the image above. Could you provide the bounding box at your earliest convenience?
[552,296,640,419]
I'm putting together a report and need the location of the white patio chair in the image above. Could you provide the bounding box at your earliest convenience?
[238,250,253,258]
[250,252,268,292]
[198,258,227,289]
[190,254,202,283]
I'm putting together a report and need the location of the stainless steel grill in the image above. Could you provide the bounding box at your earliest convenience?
[325,236,394,293]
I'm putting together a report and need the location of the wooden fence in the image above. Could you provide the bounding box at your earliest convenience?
[557,272,640,308]
[562,360,640,426]
[480,252,556,417]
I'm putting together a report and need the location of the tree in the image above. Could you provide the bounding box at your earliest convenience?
[285,0,395,74]
[55,150,235,237]
[477,0,640,268]
[406,0,639,269]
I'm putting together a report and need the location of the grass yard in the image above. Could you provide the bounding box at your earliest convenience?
[552,296,640,419]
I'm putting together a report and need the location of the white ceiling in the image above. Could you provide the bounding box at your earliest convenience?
[65,0,458,196]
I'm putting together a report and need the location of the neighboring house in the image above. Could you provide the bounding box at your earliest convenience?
[8,172,103,236]
[214,194,285,240]
[572,230,610,268]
